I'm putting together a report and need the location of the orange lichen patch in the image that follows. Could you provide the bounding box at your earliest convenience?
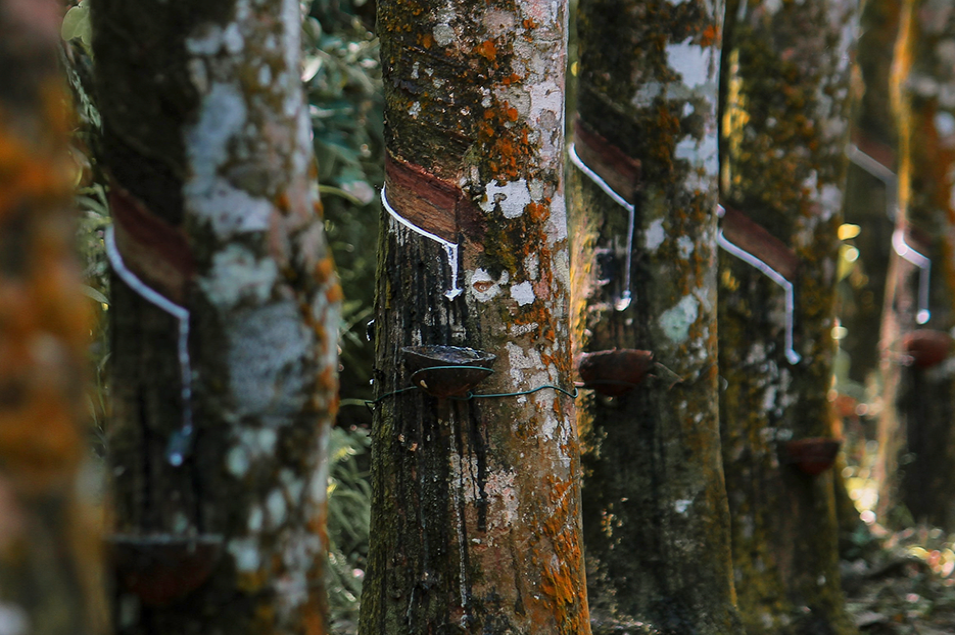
[0,89,89,498]
[325,283,344,304]
[501,73,523,86]
[524,201,549,224]
[317,365,337,393]
[478,107,536,181]
[312,198,324,219]
[276,191,290,213]
[0,395,83,494]
[420,33,434,49]
[698,24,718,47]
[522,18,539,30]
[302,604,326,635]
[313,256,335,285]
[475,40,497,62]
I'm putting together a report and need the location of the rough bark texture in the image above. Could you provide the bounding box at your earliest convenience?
[93,1,340,632]
[875,0,955,530]
[0,1,106,633]
[359,1,589,634]
[718,0,857,633]
[569,1,741,634]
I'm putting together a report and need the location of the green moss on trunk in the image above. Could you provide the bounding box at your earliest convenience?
[570,0,742,633]
[360,1,590,633]
[718,0,857,633]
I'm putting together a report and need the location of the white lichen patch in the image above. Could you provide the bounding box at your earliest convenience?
[226,427,279,479]
[484,469,519,530]
[408,101,421,118]
[675,133,718,176]
[186,24,225,56]
[674,499,692,514]
[505,341,549,388]
[524,253,540,279]
[281,0,302,76]
[222,22,244,54]
[546,191,568,244]
[199,244,278,310]
[266,488,287,529]
[666,40,711,88]
[279,468,306,504]
[248,505,264,532]
[510,281,536,306]
[677,235,694,259]
[644,218,666,251]
[0,603,29,635]
[228,536,261,572]
[188,177,272,237]
[433,23,455,46]
[481,179,531,218]
[631,82,662,107]
[469,268,508,302]
[659,294,700,344]
[185,82,247,189]
[225,302,312,419]
[226,445,251,478]
[817,183,842,220]
[510,322,539,336]
[553,249,571,289]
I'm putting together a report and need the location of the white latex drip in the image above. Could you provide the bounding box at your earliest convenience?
[892,229,932,324]
[105,226,194,465]
[568,143,634,310]
[847,145,897,220]
[716,205,801,365]
[848,145,931,324]
[381,186,462,300]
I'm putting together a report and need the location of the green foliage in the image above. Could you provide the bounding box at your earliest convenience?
[327,426,372,634]
[74,181,111,445]
[61,0,93,56]
[303,0,384,425]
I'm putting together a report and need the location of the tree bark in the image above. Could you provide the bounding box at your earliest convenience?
[839,0,901,389]
[875,0,955,531]
[358,1,589,634]
[569,1,742,634]
[718,0,857,633]
[92,1,340,632]
[0,0,106,632]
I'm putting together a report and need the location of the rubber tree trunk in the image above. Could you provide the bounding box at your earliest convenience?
[358,1,590,634]
[874,0,955,530]
[568,1,742,633]
[718,0,857,633]
[839,0,901,389]
[0,1,107,632]
[92,1,340,632]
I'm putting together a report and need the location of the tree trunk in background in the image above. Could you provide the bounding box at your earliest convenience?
[93,1,340,632]
[570,1,742,633]
[718,0,856,633]
[838,0,900,391]
[875,0,955,531]
[0,1,106,632]
[359,1,589,633]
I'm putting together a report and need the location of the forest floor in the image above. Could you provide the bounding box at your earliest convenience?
[840,412,955,635]
[843,523,955,634]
